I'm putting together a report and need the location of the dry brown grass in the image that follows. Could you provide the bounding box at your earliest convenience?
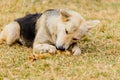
[0,0,120,79]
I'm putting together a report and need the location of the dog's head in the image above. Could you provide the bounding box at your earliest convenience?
[56,9,100,51]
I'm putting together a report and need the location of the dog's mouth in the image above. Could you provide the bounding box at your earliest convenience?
[68,42,77,49]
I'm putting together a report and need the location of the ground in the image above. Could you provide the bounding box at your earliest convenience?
[0,0,120,80]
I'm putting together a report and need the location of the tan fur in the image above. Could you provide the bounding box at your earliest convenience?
[60,10,71,22]
[0,22,20,45]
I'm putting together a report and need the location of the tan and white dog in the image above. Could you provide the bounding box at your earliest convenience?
[0,9,100,55]
[33,9,100,55]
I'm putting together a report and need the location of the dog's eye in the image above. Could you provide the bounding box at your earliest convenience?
[65,29,68,34]
[73,38,78,40]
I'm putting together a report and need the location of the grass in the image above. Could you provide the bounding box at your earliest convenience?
[0,0,120,79]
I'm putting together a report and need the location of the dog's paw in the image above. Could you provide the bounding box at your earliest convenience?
[42,45,57,54]
[34,44,57,54]
[72,47,81,55]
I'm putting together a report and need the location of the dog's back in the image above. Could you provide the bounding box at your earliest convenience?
[15,13,42,47]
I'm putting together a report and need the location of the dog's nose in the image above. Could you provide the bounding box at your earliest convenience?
[57,46,65,51]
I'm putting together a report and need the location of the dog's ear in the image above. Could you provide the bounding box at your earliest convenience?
[79,20,100,36]
[60,10,71,22]
[84,20,100,30]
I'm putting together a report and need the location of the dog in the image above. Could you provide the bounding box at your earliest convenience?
[0,13,42,47]
[0,9,100,55]
[33,9,100,55]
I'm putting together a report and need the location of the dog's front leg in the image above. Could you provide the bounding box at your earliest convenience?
[71,43,81,55]
[33,44,57,54]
